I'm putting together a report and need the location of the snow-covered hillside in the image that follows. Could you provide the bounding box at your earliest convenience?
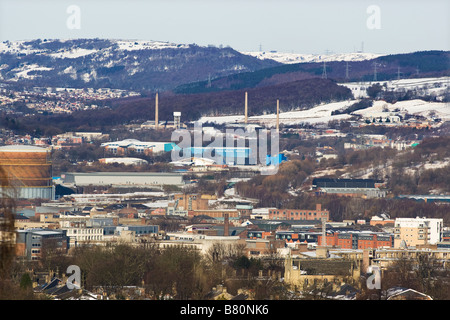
[199,97,450,127]
[353,99,450,121]
[0,38,279,91]
[199,100,356,126]
[0,39,188,56]
[242,51,384,64]
[341,77,450,99]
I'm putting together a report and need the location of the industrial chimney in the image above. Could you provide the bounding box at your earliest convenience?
[276,99,280,132]
[223,213,230,236]
[244,92,248,124]
[155,93,159,130]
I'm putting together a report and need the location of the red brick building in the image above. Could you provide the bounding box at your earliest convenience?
[269,204,329,221]
[317,232,393,250]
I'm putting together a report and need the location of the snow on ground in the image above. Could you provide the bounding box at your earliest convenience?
[422,158,450,170]
[341,77,450,99]
[11,64,53,79]
[114,40,189,51]
[0,40,41,55]
[199,100,357,126]
[49,48,97,59]
[353,99,450,121]
[198,96,449,126]
[0,39,191,59]
[242,51,384,64]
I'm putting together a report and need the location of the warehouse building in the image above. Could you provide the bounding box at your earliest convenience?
[62,172,184,187]
[98,157,148,166]
[312,178,386,198]
[101,139,178,155]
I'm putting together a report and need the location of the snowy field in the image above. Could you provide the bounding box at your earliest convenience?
[0,39,189,54]
[341,77,450,99]
[115,40,189,51]
[199,100,357,126]
[49,48,97,59]
[199,97,449,126]
[242,51,384,64]
[353,99,450,121]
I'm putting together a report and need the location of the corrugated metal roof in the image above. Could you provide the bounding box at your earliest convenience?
[0,145,50,152]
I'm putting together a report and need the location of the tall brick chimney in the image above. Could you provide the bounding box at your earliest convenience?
[244,92,248,124]
[224,213,229,236]
[155,92,159,130]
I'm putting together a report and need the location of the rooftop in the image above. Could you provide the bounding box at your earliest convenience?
[0,145,50,152]
[64,172,182,176]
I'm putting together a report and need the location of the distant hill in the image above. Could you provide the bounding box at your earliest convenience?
[175,50,450,94]
[9,78,353,134]
[0,38,280,92]
[241,51,384,64]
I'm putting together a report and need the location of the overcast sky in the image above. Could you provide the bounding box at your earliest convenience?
[0,0,449,54]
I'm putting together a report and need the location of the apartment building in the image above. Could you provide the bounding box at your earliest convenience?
[372,247,450,270]
[171,193,210,211]
[16,229,69,260]
[63,226,104,247]
[394,217,443,248]
[317,231,393,250]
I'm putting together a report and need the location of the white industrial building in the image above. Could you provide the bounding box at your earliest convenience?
[362,112,401,124]
[100,139,177,154]
[62,172,184,187]
[99,157,148,166]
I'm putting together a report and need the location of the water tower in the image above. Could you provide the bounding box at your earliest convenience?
[173,112,181,129]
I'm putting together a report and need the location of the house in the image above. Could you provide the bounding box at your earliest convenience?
[387,288,433,300]
[284,250,361,291]
[204,285,234,300]
[35,277,101,300]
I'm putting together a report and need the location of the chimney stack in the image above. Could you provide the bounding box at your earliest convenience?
[224,213,229,236]
[276,99,280,132]
[244,92,248,124]
[155,93,159,130]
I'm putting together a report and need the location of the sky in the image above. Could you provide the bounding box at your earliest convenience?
[0,0,449,55]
